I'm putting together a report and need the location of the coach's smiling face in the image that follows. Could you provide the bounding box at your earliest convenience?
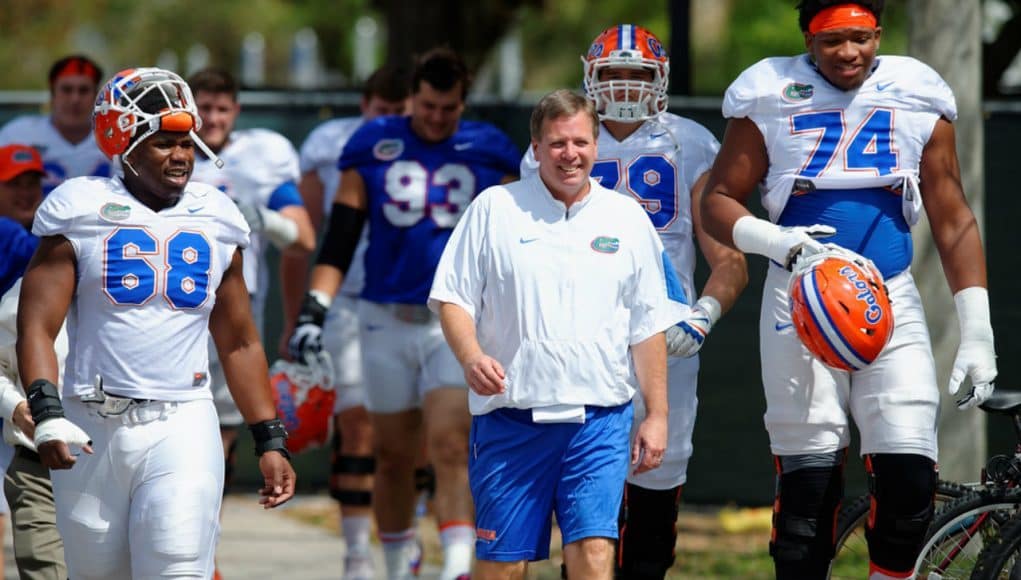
[533,111,597,204]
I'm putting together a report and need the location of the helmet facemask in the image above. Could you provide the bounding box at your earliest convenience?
[583,46,669,123]
[93,68,223,175]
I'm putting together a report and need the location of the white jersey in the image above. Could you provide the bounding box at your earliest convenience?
[32,176,250,401]
[429,173,687,415]
[0,115,112,193]
[191,128,301,300]
[723,54,956,226]
[521,113,718,304]
[298,116,368,296]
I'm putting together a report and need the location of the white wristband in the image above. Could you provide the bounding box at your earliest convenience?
[694,296,722,325]
[954,286,993,341]
[259,207,300,250]
[732,216,785,264]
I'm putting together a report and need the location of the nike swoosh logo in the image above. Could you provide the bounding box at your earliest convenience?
[519,237,539,244]
[453,143,473,151]
[650,132,667,139]
[876,82,893,91]
[365,324,382,331]
[187,206,204,213]
[775,322,793,332]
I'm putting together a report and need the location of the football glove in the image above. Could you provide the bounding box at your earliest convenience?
[288,291,330,361]
[948,287,997,410]
[666,296,722,357]
[732,216,836,271]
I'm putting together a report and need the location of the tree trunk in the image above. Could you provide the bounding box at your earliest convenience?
[908,0,986,483]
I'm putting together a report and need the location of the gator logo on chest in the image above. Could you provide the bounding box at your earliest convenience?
[782,82,814,101]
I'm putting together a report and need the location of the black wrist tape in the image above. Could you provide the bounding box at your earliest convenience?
[296,293,328,328]
[249,418,291,460]
[26,379,64,425]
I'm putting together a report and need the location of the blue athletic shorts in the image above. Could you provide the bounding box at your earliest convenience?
[469,403,633,562]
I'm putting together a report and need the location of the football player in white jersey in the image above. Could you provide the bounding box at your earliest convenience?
[288,64,411,580]
[522,25,747,578]
[0,55,112,193]
[187,67,315,497]
[700,2,996,579]
[15,67,295,580]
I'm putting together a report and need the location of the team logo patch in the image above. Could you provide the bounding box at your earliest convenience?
[588,42,604,58]
[782,82,814,101]
[839,265,884,324]
[647,37,664,57]
[12,150,34,163]
[193,372,208,387]
[100,202,131,221]
[373,139,404,161]
[590,236,620,254]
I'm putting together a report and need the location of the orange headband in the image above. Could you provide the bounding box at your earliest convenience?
[54,58,100,83]
[808,4,877,34]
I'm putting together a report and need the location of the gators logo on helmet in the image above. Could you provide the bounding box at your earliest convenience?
[788,248,894,371]
[582,24,670,122]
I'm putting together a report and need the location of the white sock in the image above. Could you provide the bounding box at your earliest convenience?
[438,522,474,580]
[342,515,372,554]
[380,529,416,579]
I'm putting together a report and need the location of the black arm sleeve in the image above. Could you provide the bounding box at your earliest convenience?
[315,203,368,274]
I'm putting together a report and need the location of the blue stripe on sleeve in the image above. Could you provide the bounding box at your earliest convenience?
[266,181,303,211]
[662,250,688,305]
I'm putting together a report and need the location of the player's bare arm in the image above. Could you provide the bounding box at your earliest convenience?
[277,203,316,358]
[630,332,667,475]
[16,235,93,469]
[210,248,296,507]
[288,168,369,361]
[437,302,505,396]
[277,170,327,359]
[920,118,987,292]
[700,117,770,246]
[691,170,748,312]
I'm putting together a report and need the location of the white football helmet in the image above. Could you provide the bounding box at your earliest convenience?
[93,67,222,169]
[582,24,670,122]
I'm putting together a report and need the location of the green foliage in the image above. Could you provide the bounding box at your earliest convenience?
[0,0,909,94]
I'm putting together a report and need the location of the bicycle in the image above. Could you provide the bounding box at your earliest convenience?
[828,390,1021,579]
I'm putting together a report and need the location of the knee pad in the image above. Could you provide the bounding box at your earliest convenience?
[330,455,375,506]
[770,452,846,580]
[616,483,682,580]
[415,465,435,498]
[864,453,937,574]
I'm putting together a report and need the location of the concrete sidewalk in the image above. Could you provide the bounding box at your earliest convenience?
[0,494,442,580]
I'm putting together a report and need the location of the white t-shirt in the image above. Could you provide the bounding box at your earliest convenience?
[521,112,719,304]
[33,176,249,401]
[429,173,687,415]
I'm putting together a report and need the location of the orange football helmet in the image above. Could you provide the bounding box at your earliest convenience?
[582,24,670,122]
[269,356,336,455]
[788,247,894,371]
[93,67,222,167]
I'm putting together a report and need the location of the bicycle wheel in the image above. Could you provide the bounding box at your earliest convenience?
[970,511,1021,579]
[828,480,970,580]
[914,488,1021,579]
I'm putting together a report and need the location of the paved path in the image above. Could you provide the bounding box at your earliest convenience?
[0,494,445,580]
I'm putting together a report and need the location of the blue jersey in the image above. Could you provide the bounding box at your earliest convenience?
[340,116,519,304]
[0,218,38,296]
